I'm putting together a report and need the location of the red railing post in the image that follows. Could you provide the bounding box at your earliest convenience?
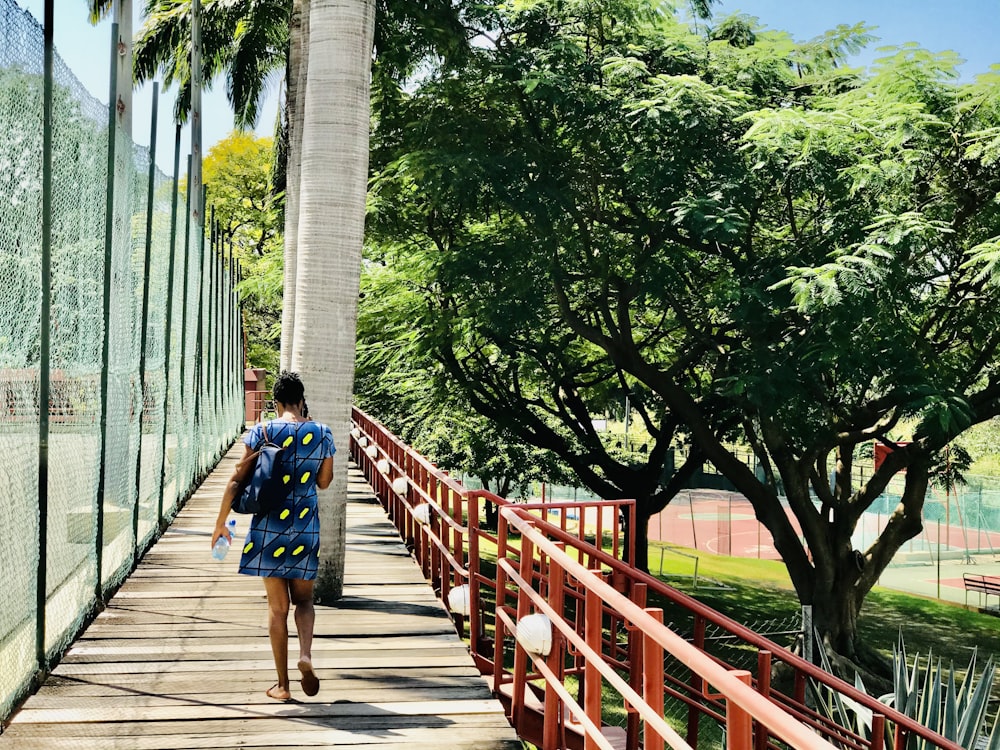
[755,651,771,750]
[468,492,482,660]
[512,532,535,731]
[688,614,706,746]
[727,670,753,750]
[543,542,567,750]
[493,514,510,694]
[643,607,665,750]
[871,713,886,750]
[584,569,603,750]
[626,582,648,750]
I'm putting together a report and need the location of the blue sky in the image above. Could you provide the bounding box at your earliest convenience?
[712,0,1000,78]
[14,1,1000,174]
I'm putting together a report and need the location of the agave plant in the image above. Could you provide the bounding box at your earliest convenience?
[812,635,1000,750]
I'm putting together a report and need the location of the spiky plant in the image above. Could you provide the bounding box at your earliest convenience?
[812,635,1000,750]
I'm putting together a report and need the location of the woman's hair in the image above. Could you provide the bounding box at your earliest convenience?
[273,370,305,406]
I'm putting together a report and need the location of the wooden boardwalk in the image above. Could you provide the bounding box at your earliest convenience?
[2,442,521,749]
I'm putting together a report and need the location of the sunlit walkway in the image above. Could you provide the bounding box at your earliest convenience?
[1,442,519,749]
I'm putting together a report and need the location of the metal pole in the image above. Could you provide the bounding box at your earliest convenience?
[193,185,207,472]
[216,226,223,445]
[801,605,813,664]
[177,155,193,483]
[94,20,121,601]
[208,209,216,453]
[156,123,182,524]
[132,83,159,551]
[35,0,55,670]
[213,217,222,451]
[189,0,204,469]
[226,237,233,428]
[937,519,941,599]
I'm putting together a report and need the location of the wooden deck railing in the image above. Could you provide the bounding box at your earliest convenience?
[350,406,961,750]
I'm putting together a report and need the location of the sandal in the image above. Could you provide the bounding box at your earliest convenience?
[298,659,320,696]
[266,683,292,702]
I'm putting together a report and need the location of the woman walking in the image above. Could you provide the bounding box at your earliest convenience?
[212,371,335,701]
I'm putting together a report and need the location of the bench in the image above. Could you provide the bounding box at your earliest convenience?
[963,573,1000,613]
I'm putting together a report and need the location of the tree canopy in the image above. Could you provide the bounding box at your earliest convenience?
[367,0,1000,670]
[203,132,282,374]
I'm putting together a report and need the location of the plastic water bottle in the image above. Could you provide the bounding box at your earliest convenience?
[212,519,237,561]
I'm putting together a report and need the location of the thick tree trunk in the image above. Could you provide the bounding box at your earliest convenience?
[776,461,929,683]
[291,0,375,602]
[279,0,308,371]
[632,510,650,572]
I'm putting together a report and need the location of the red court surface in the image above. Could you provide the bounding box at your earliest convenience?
[647,489,1000,562]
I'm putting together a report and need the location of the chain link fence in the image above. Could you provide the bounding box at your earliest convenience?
[0,2,244,721]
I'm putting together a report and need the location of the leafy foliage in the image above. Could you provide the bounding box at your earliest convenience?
[814,638,1000,750]
[356,255,574,502]
[368,0,1000,663]
[133,0,291,128]
[202,132,282,373]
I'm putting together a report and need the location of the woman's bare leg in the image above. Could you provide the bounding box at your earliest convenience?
[290,578,319,695]
[290,578,316,662]
[263,577,291,700]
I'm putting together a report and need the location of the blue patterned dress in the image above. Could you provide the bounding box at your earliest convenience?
[238,420,336,580]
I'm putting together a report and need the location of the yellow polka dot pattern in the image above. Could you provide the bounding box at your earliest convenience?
[237,422,330,577]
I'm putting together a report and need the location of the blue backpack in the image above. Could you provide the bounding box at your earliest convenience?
[233,423,294,515]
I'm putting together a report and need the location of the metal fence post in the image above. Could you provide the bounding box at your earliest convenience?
[132,82,159,551]
[35,0,55,671]
[178,154,193,481]
[193,185,207,472]
[156,124,183,524]
[93,20,121,600]
[801,605,813,665]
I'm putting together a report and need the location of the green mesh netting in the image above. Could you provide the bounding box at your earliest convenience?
[0,1,244,721]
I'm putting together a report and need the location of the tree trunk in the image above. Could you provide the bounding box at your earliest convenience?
[113,1,132,136]
[279,0,308,370]
[775,468,925,684]
[291,0,375,602]
[631,510,650,572]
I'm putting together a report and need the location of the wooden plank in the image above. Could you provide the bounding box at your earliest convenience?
[6,726,522,750]
[65,632,463,654]
[0,454,517,749]
[12,698,509,724]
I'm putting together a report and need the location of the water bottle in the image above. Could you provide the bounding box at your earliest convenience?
[212,519,237,561]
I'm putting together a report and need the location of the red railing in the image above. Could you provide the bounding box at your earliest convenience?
[350,407,960,750]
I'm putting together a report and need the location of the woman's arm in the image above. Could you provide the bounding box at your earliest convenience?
[211,444,256,547]
[316,457,334,490]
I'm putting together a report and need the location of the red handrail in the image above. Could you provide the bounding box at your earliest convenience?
[350,406,961,750]
[499,507,835,750]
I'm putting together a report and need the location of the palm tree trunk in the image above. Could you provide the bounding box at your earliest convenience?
[279,0,309,371]
[113,0,132,135]
[290,0,375,601]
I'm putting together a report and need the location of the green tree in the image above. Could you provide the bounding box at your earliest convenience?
[369,0,1000,673]
[203,132,282,374]
[355,258,575,524]
[203,131,280,256]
